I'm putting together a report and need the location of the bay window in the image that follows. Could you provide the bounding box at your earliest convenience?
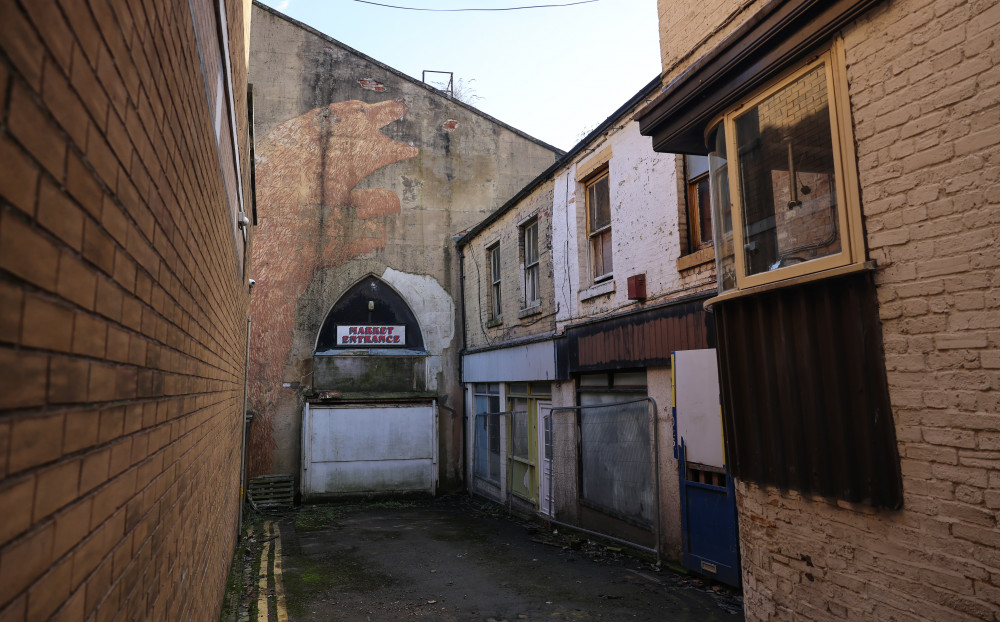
[708,43,864,294]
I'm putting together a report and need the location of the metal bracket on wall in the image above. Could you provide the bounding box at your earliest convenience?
[422,70,454,97]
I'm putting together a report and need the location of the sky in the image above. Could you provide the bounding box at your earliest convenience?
[255,0,663,151]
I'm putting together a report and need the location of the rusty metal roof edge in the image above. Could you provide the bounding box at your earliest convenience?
[251,1,564,156]
[562,291,714,334]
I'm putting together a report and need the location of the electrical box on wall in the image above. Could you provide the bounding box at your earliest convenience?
[627,274,647,300]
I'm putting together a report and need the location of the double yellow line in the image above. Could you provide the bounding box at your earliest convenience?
[256,521,289,622]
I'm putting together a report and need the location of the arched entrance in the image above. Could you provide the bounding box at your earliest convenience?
[302,276,437,498]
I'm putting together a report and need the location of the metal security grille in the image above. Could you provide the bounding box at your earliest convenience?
[578,399,655,526]
[545,397,661,560]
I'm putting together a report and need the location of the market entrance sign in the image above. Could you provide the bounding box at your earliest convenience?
[336,325,406,346]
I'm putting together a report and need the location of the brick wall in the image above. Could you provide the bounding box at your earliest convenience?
[657,0,770,82]
[731,0,1000,619]
[462,181,557,351]
[0,0,252,620]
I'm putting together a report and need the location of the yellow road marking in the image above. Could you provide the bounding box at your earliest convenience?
[257,522,272,621]
[272,523,289,622]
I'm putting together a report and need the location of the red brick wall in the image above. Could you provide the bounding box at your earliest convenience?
[0,0,252,619]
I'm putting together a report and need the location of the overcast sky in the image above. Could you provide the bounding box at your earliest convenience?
[254,0,662,151]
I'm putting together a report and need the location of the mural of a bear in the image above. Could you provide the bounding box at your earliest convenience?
[248,99,418,475]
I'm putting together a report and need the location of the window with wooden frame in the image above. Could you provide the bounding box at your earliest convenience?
[521,218,540,308]
[585,168,613,281]
[708,41,864,294]
[487,242,502,322]
[685,155,713,250]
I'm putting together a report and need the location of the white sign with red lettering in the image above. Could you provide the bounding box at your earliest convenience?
[337,325,406,346]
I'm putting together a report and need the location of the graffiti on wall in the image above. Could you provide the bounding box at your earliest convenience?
[248,99,419,474]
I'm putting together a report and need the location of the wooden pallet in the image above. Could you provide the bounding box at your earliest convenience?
[248,474,294,511]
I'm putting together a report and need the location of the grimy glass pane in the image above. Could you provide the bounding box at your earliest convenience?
[697,177,713,244]
[735,63,841,276]
[710,125,735,291]
[529,381,550,395]
[488,413,501,480]
[525,222,538,265]
[474,414,489,477]
[588,175,611,232]
[578,373,609,387]
[509,382,529,395]
[525,265,538,302]
[512,405,530,459]
[601,229,613,275]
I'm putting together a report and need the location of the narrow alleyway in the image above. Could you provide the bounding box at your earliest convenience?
[240,497,742,621]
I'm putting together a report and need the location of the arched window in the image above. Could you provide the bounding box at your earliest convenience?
[315,276,425,352]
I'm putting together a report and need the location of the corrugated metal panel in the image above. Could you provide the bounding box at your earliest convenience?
[714,270,903,508]
[565,297,714,372]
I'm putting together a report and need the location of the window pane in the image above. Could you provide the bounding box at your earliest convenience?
[490,246,501,281]
[488,413,501,480]
[512,403,529,459]
[613,370,647,387]
[709,125,736,291]
[529,382,550,395]
[578,373,609,387]
[509,382,528,395]
[697,177,713,244]
[734,63,841,277]
[600,229,613,275]
[525,264,538,304]
[524,221,538,265]
[588,175,610,232]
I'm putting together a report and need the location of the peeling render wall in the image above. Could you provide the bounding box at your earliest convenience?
[551,120,712,327]
[247,3,560,488]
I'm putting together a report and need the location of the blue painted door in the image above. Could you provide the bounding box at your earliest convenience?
[678,443,741,586]
[673,349,741,587]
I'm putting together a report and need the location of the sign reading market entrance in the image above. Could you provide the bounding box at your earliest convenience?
[336,325,406,346]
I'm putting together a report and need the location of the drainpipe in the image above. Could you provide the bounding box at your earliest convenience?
[238,315,251,533]
[458,246,468,487]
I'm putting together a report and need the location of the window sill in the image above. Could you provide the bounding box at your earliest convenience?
[486,318,503,328]
[518,304,542,319]
[704,261,876,310]
[579,279,615,302]
[676,246,715,272]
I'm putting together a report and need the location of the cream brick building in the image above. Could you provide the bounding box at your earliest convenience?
[639,0,1000,619]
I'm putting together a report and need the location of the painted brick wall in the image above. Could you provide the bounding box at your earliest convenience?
[552,120,715,326]
[0,0,252,620]
[462,181,557,351]
[719,1,1000,620]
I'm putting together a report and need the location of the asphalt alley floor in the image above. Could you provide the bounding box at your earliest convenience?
[250,496,743,622]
